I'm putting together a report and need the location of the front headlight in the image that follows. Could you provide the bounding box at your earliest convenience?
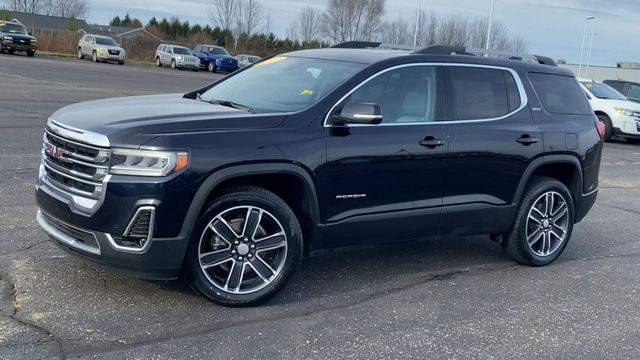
[615,108,636,116]
[30,39,37,43]
[109,149,189,177]
[215,58,221,64]
[4,36,13,40]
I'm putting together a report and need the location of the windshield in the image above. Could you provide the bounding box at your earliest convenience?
[199,56,365,113]
[95,37,118,46]
[582,82,628,101]
[173,47,191,55]
[0,23,27,35]
[206,46,229,55]
[247,56,261,63]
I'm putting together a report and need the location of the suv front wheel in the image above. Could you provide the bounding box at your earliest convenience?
[185,186,303,306]
[502,177,575,266]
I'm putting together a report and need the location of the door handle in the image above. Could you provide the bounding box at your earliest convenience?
[517,135,539,145]
[420,137,446,148]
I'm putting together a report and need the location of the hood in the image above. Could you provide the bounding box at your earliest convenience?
[96,45,124,52]
[50,94,286,147]
[595,99,640,111]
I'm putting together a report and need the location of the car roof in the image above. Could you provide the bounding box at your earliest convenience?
[283,48,573,75]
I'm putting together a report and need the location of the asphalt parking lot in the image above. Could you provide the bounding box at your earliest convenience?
[1,53,640,359]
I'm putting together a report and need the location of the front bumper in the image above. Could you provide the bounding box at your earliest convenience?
[35,167,198,279]
[177,62,199,69]
[1,39,36,52]
[613,113,640,136]
[215,64,239,72]
[37,209,185,279]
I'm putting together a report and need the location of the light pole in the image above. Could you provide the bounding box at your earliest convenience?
[585,32,597,78]
[578,16,595,77]
[413,0,422,47]
[485,0,496,49]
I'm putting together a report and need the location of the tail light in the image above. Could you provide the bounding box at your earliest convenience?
[595,121,606,143]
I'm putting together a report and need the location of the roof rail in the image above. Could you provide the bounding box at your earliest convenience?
[414,45,557,66]
[331,41,418,51]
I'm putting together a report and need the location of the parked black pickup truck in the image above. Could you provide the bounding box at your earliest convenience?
[0,20,37,57]
[35,43,603,306]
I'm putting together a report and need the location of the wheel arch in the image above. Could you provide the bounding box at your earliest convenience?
[179,163,322,255]
[514,155,583,213]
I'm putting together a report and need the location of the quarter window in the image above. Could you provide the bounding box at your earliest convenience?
[530,73,593,115]
[449,67,519,121]
[344,65,438,124]
[628,84,640,99]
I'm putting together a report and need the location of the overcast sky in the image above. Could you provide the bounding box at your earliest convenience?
[86,0,640,66]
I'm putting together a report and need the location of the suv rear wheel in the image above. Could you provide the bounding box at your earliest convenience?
[78,48,84,59]
[185,186,303,306]
[155,57,161,67]
[502,177,574,266]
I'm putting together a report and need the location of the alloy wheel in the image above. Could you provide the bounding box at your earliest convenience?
[525,191,570,257]
[198,206,288,294]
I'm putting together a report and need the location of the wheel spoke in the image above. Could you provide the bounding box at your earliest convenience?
[528,212,542,225]
[542,232,551,255]
[532,206,545,219]
[527,227,543,246]
[242,208,261,240]
[212,218,239,243]
[552,203,568,222]
[249,257,274,280]
[255,233,287,251]
[545,193,554,216]
[225,261,245,291]
[200,250,232,268]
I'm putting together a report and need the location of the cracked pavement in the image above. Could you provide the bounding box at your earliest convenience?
[1,54,640,359]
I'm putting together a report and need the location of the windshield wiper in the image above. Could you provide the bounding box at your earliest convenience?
[200,98,255,113]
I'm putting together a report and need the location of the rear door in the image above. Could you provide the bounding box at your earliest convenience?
[319,64,448,248]
[441,65,542,235]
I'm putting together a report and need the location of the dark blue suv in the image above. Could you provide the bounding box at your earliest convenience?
[35,43,604,306]
[192,44,239,73]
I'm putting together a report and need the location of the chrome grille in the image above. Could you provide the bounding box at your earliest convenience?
[41,129,110,199]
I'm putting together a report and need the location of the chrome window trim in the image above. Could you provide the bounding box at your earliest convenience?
[47,118,110,148]
[323,62,529,127]
[105,206,156,254]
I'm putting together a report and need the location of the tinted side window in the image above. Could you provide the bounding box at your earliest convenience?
[449,67,514,120]
[605,81,625,93]
[628,84,640,99]
[347,66,438,124]
[529,73,592,115]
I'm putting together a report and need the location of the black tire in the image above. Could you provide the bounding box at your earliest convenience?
[626,138,640,145]
[92,51,98,62]
[502,177,575,266]
[185,186,303,306]
[26,50,35,57]
[7,49,14,55]
[155,57,161,67]
[78,48,84,59]
[118,61,125,65]
[208,61,216,72]
[597,114,613,141]
[171,59,177,69]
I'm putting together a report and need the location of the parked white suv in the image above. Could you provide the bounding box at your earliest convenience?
[579,78,640,143]
[155,44,199,71]
[78,34,125,65]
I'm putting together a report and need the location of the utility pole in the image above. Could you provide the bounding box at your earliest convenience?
[413,0,422,47]
[485,0,496,49]
[578,16,595,77]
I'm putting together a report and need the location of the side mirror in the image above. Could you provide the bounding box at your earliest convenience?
[332,101,383,125]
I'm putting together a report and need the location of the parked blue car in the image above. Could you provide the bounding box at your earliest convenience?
[192,44,239,73]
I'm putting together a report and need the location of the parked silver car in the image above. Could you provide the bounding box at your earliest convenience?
[236,54,261,68]
[155,44,199,71]
[78,34,125,65]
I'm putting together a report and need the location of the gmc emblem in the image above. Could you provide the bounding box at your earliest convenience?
[46,144,66,159]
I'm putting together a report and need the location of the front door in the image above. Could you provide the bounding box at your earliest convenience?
[318,64,449,248]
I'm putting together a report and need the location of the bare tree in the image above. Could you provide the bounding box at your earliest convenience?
[3,0,41,14]
[288,6,321,43]
[322,0,386,43]
[55,0,89,18]
[208,0,235,31]
[235,0,264,37]
[378,17,411,45]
